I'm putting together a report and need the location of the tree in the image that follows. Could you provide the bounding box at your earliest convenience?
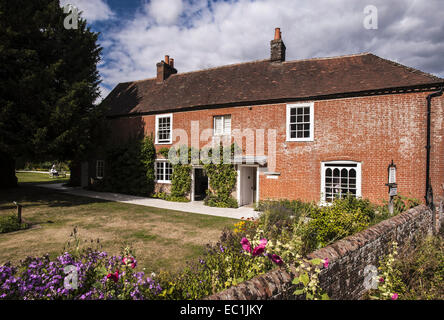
[0,0,103,187]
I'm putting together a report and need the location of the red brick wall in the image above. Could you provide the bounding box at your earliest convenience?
[107,91,444,204]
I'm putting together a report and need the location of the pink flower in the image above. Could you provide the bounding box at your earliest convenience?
[252,239,268,257]
[107,270,119,283]
[252,246,265,256]
[391,293,398,300]
[123,257,136,269]
[379,277,384,283]
[267,254,284,266]
[241,238,268,256]
[323,258,329,268]
[240,238,251,253]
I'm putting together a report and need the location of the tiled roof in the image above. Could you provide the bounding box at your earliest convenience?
[103,53,443,117]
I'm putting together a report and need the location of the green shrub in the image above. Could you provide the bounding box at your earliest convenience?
[204,193,238,208]
[93,136,156,196]
[0,214,28,233]
[372,195,420,225]
[155,229,273,299]
[303,197,372,252]
[367,236,443,300]
[152,192,189,203]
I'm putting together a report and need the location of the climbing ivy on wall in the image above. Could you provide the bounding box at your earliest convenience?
[170,164,191,200]
[92,135,156,196]
[203,144,239,208]
[154,144,239,207]
[155,146,192,202]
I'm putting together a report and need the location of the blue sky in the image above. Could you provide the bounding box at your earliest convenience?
[60,0,444,102]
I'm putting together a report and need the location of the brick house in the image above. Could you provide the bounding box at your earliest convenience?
[79,28,444,207]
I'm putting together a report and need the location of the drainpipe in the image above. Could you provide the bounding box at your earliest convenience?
[425,87,443,207]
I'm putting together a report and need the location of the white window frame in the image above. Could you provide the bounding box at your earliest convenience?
[155,159,172,184]
[155,113,173,144]
[213,114,231,136]
[96,160,104,179]
[320,160,362,204]
[286,102,314,142]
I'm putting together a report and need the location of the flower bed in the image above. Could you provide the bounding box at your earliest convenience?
[0,196,418,300]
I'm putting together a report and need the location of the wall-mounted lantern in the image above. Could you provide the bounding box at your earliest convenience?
[385,160,397,214]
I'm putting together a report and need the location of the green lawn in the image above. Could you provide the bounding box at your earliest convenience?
[15,171,70,184]
[0,173,236,273]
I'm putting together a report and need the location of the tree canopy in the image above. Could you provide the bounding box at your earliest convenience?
[0,0,104,187]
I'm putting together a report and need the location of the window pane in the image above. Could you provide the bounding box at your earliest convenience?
[289,106,311,140]
[324,164,359,201]
[223,115,231,134]
[157,116,171,142]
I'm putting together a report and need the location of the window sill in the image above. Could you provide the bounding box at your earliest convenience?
[155,180,172,184]
[286,138,314,142]
[155,141,172,145]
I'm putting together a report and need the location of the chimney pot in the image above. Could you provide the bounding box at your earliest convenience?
[170,58,174,68]
[165,55,170,65]
[274,27,281,40]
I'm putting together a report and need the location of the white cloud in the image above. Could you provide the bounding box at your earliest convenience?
[60,0,114,22]
[96,0,444,102]
[147,0,184,25]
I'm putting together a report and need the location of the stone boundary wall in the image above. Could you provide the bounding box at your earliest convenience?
[206,204,435,300]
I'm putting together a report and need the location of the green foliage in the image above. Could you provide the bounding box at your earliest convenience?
[303,197,371,252]
[157,147,170,159]
[203,145,238,208]
[368,242,406,300]
[368,236,444,300]
[141,136,156,194]
[292,259,329,300]
[0,214,28,234]
[152,192,189,202]
[372,195,420,225]
[93,136,155,196]
[0,0,103,162]
[17,161,70,172]
[171,165,191,199]
[204,194,238,208]
[155,229,272,299]
[154,146,192,201]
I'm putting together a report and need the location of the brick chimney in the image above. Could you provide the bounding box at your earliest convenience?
[270,28,286,62]
[156,55,177,83]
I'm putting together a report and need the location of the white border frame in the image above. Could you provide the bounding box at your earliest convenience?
[320,160,362,204]
[155,113,173,145]
[286,102,314,142]
[154,159,172,184]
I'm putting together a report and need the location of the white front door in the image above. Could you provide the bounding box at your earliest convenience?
[240,166,256,206]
